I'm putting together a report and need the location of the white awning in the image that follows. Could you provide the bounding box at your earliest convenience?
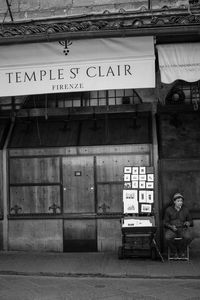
[0,36,155,97]
[157,43,200,84]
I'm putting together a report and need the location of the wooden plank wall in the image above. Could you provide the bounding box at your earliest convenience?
[8,144,152,252]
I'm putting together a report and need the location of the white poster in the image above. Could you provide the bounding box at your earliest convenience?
[123,190,138,214]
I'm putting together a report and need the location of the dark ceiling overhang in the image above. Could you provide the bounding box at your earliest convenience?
[0,8,200,45]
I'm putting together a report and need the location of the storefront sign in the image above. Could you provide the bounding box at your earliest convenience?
[0,37,155,97]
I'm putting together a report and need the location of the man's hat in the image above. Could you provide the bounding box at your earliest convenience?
[173,192,184,201]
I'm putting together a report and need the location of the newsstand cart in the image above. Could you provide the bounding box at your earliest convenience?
[119,166,164,262]
[118,216,164,262]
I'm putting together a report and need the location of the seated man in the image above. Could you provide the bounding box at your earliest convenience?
[163,192,193,258]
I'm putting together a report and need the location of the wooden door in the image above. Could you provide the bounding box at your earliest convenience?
[62,156,97,251]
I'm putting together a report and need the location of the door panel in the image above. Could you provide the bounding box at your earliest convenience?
[62,156,96,252]
[62,156,95,213]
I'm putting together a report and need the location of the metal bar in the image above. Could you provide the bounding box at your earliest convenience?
[5,0,13,22]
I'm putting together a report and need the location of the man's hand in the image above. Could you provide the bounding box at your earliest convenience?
[170,225,177,232]
[184,221,190,228]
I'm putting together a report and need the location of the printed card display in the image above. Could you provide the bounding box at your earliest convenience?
[132,181,139,189]
[123,189,138,201]
[141,204,152,213]
[124,167,132,174]
[124,182,131,189]
[122,165,155,217]
[131,174,139,181]
[146,182,154,189]
[139,181,146,189]
[123,190,138,214]
[139,167,146,174]
[124,174,131,181]
[147,174,154,182]
[146,191,154,203]
[139,190,146,203]
[139,174,146,181]
[132,167,138,175]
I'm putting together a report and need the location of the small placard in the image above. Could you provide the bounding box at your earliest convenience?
[131,174,139,181]
[74,171,82,176]
[141,204,152,213]
[139,167,146,174]
[132,181,139,189]
[132,167,139,175]
[124,166,132,174]
[147,174,154,182]
[146,191,154,203]
[124,174,131,181]
[146,182,154,189]
[139,181,146,189]
[124,182,132,189]
[139,190,147,203]
[139,174,146,181]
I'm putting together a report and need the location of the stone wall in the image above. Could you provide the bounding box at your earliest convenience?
[0,0,190,22]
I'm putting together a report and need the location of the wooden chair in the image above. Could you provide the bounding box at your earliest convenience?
[168,237,189,261]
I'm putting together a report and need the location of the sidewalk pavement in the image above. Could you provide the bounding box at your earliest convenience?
[0,250,200,279]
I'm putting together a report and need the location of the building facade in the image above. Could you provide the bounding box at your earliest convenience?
[0,0,200,255]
